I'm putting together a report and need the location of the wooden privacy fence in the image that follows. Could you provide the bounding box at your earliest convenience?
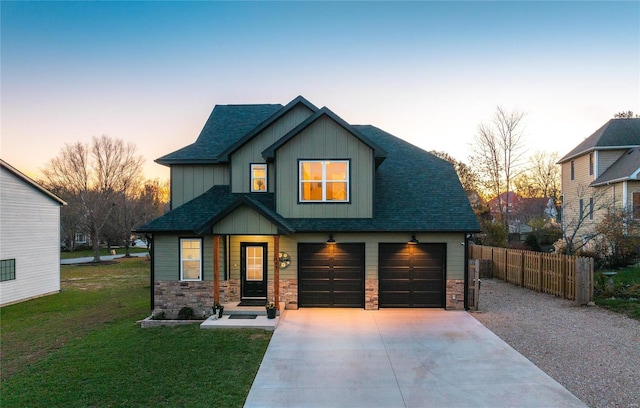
[469,245,593,304]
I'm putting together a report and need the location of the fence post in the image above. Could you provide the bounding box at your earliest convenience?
[520,252,525,287]
[575,256,593,305]
[537,252,543,292]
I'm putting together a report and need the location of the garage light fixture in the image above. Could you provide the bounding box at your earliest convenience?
[327,234,336,244]
[408,234,419,245]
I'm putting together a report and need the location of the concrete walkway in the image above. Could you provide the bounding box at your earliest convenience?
[244,309,587,408]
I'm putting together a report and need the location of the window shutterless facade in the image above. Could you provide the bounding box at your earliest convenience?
[1,259,16,282]
[180,238,202,281]
[250,163,267,192]
[299,160,349,202]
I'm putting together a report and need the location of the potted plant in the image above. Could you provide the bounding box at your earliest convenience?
[213,302,224,318]
[265,301,277,319]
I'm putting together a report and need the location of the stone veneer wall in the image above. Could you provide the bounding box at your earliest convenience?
[365,279,379,310]
[445,279,465,310]
[154,280,215,319]
[278,279,299,309]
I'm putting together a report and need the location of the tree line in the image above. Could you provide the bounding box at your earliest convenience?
[434,107,638,265]
[40,135,168,262]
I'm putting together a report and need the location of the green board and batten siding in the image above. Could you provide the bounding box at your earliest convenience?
[231,104,314,193]
[212,206,279,235]
[276,116,374,218]
[153,232,466,285]
[170,164,229,209]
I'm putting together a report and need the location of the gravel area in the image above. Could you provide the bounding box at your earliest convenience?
[471,279,640,408]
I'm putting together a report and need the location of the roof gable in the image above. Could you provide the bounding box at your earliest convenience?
[592,147,640,186]
[0,159,66,206]
[217,96,318,161]
[262,107,387,167]
[559,118,640,163]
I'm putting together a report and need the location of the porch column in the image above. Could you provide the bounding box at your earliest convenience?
[273,235,280,310]
[213,235,220,304]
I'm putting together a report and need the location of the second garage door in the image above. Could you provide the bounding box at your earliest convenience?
[298,243,364,308]
[379,243,445,308]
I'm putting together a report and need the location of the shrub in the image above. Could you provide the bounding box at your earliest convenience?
[177,307,194,320]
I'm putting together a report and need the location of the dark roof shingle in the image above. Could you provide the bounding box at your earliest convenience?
[559,118,640,163]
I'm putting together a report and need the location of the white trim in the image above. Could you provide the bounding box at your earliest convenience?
[299,160,350,202]
[623,181,628,209]
[250,163,267,193]
[180,238,202,281]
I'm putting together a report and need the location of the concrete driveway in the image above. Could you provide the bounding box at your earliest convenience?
[244,309,586,408]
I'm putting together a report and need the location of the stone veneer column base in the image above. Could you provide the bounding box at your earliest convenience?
[365,279,379,310]
[445,279,465,310]
[279,279,298,309]
[154,280,214,319]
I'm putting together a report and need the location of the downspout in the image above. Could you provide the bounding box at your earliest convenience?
[463,233,470,311]
[148,234,155,313]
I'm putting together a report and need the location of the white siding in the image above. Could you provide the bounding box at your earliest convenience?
[1,167,62,306]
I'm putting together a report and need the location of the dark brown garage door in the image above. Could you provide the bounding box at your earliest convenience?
[379,243,445,308]
[298,243,364,308]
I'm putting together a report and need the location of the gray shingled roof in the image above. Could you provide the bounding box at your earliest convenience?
[559,118,640,163]
[156,104,283,165]
[138,98,480,234]
[591,147,640,186]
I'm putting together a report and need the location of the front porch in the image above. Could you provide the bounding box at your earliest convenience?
[200,301,284,331]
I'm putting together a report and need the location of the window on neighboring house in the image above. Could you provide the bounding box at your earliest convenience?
[251,164,267,192]
[299,160,349,202]
[634,192,640,219]
[1,259,16,282]
[579,198,584,219]
[589,197,594,220]
[589,153,594,176]
[570,160,575,180]
[180,238,202,281]
[75,233,86,244]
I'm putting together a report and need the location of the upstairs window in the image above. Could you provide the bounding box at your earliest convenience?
[251,164,267,192]
[589,153,594,176]
[180,238,202,281]
[570,160,575,180]
[299,160,349,202]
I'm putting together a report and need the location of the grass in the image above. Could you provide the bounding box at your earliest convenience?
[594,265,640,320]
[0,258,271,407]
[60,246,148,259]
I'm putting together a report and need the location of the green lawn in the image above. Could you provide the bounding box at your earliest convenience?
[60,246,149,259]
[0,258,271,407]
[594,265,640,320]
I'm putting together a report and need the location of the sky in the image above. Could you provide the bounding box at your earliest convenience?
[2,1,639,182]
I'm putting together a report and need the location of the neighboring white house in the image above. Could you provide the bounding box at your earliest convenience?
[0,159,66,306]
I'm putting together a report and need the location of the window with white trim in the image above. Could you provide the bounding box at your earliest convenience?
[299,160,349,202]
[180,238,202,281]
[251,164,267,192]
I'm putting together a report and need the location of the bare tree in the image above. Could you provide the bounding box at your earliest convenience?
[470,106,526,227]
[513,151,561,200]
[561,185,608,255]
[42,135,144,262]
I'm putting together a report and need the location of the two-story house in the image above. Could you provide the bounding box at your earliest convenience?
[558,118,640,251]
[137,96,479,317]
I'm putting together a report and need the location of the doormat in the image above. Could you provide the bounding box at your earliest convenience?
[228,315,257,319]
[238,299,267,306]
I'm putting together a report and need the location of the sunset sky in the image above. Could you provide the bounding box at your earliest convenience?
[2,1,639,181]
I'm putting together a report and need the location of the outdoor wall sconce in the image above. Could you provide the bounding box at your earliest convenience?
[327,234,336,244]
[408,234,419,245]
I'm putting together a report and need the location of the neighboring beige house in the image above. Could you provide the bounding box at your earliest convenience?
[558,118,640,251]
[0,159,66,306]
[137,96,480,317]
